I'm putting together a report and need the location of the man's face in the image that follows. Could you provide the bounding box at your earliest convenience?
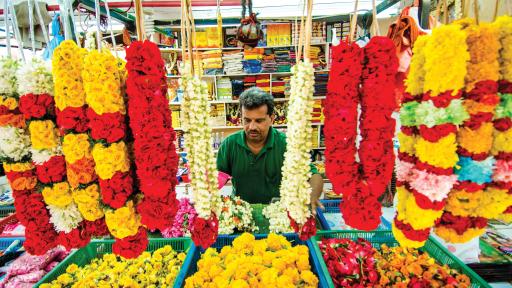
[242,105,274,143]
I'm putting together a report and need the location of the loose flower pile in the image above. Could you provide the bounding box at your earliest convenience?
[218,196,258,235]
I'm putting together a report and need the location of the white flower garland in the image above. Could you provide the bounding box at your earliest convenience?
[47,203,83,233]
[262,201,294,233]
[0,57,19,97]
[180,64,221,219]
[17,58,54,96]
[0,126,31,162]
[279,61,315,225]
[218,196,258,234]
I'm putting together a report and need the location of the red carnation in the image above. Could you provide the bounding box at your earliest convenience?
[24,226,58,255]
[19,93,55,120]
[112,227,149,259]
[190,214,219,249]
[288,213,317,241]
[84,218,110,237]
[58,227,91,250]
[418,124,456,142]
[466,80,498,101]
[99,171,133,209]
[137,196,178,231]
[87,108,126,143]
[422,90,462,108]
[35,155,66,184]
[453,181,486,192]
[56,106,88,133]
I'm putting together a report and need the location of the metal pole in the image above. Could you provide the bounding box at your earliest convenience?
[103,0,118,57]
[34,0,50,44]
[4,0,11,57]
[28,0,36,54]
[8,0,25,61]
[94,0,102,50]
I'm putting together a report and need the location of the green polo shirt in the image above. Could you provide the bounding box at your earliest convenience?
[217,127,318,204]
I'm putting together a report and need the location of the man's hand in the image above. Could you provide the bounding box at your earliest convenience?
[309,174,324,215]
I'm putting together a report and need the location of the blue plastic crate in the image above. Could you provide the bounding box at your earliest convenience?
[0,237,24,252]
[316,199,391,230]
[181,233,329,288]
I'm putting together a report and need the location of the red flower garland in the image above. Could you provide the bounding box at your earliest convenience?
[288,212,317,241]
[125,40,179,231]
[18,93,55,120]
[56,107,88,134]
[35,155,66,184]
[99,171,133,209]
[190,214,219,249]
[113,227,149,259]
[86,108,126,143]
[325,37,398,231]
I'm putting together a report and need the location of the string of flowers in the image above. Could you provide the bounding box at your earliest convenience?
[280,60,317,240]
[493,16,512,223]
[125,40,180,256]
[179,63,221,249]
[325,37,398,231]
[262,201,294,234]
[393,24,470,248]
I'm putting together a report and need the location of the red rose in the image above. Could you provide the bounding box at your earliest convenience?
[137,196,178,231]
[58,227,91,250]
[24,226,58,255]
[84,218,110,237]
[35,155,67,183]
[19,93,55,120]
[87,108,126,143]
[112,227,148,259]
[190,214,219,249]
[99,171,133,209]
[56,107,88,133]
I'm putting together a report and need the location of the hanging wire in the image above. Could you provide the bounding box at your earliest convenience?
[34,0,50,44]
[103,0,118,58]
[8,0,26,61]
[4,0,11,57]
[94,0,102,50]
[27,0,36,55]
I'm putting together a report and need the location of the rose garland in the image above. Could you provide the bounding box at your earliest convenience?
[180,63,220,248]
[325,37,398,231]
[280,60,316,239]
[125,40,179,255]
[394,24,470,248]
[493,16,512,223]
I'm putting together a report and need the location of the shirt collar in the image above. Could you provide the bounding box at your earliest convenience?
[237,127,276,152]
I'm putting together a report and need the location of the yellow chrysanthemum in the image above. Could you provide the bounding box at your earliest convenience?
[476,187,512,219]
[492,128,512,155]
[405,35,429,96]
[82,50,125,115]
[445,189,484,217]
[52,40,87,110]
[392,221,426,249]
[62,133,92,164]
[497,211,512,224]
[457,122,494,154]
[42,182,73,208]
[29,120,59,150]
[397,132,416,156]
[0,96,17,110]
[2,162,33,172]
[434,226,485,243]
[396,186,443,230]
[91,141,130,180]
[105,201,141,239]
[72,184,104,221]
[415,134,458,169]
[494,16,512,82]
[423,24,469,96]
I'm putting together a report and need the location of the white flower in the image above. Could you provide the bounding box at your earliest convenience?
[218,196,258,234]
[279,61,315,225]
[262,201,294,233]
[47,203,83,233]
[0,57,19,97]
[17,58,54,96]
[31,146,62,165]
[0,126,31,162]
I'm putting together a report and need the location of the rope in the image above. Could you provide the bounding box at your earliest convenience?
[349,0,359,42]
[28,0,36,54]
[493,0,499,22]
[94,0,102,50]
[474,0,479,25]
[371,0,379,36]
[443,0,448,24]
[134,0,145,41]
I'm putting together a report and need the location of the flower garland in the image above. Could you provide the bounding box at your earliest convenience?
[394,24,470,248]
[494,16,512,223]
[179,62,220,248]
[161,198,198,238]
[125,40,179,253]
[218,196,258,234]
[280,60,316,237]
[325,37,398,231]
[262,201,294,234]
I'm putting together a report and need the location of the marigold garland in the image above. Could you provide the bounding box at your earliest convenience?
[42,182,73,208]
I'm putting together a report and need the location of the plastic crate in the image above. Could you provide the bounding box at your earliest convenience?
[316,199,391,230]
[35,237,195,288]
[0,237,24,251]
[311,230,491,288]
[0,206,15,218]
[181,233,329,288]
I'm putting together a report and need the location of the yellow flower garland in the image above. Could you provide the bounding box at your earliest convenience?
[391,222,426,249]
[28,120,60,150]
[72,184,104,221]
[435,226,485,243]
[464,100,500,115]
[445,189,484,217]
[497,212,512,224]
[457,122,494,154]
[2,162,33,173]
[494,16,512,82]
[491,128,512,155]
[405,36,429,96]
[52,40,87,111]
[82,50,125,115]
[476,187,512,219]
[91,142,130,180]
[42,182,73,208]
[0,96,17,110]
[396,186,443,230]
[105,201,141,239]
[62,133,92,164]
[415,134,459,169]
[397,132,416,156]
[423,24,469,96]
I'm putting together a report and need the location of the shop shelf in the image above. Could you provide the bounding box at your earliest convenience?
[181,233,329,287]
[316,199,391,230]
[311,230,491,288]
[36,237,195,288]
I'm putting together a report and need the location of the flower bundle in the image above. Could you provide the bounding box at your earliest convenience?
[262,201,294,234]
[162,198,198,238]
[218,196,258,235]
[319,238,378,287]
[280,60,317,238]
[126,41,179,242]
[184,233,319,288]
[493,16,512,223]
[179,63,221,249]
[325,37,398,231]
[394,24,470,248]
[40,245,186,288]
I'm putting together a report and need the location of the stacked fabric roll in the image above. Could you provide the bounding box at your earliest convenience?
[256,75,271,93]
[261,53,277,73]
[222,51,243,75]
[275,49,292,72]
[201,50,223,75]
[314,72,328,96]
[272,78,286,97]
[243,48,264,74]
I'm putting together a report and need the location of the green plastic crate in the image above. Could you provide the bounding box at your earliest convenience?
[311,230,490,288]
[0,206,15,218]
[35,237,195,288]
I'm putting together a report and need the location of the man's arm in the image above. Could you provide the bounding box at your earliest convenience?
[309,173,324,215]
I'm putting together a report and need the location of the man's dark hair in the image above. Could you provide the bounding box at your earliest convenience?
[239,87,274,115]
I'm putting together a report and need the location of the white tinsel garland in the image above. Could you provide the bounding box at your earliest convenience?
[279,61,315,225]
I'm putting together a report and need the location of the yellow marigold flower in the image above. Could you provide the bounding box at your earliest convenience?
[82,50,125,115]
[300,270,319,286]
[72,184,104,221]
[92,141,130,180]
[29,120,59,150]
[492,128,512,155]
[397,132,416,156]
[105,200,141,239]
[464,99,498,115]
[405,35,429,96]
[66,264,79,274]
[396,186,443,230]
[56,273,73,285]
[494,16,512,82]
[415,133,458,169]
[0,96,17,110]
[434,226,485,243]
[42,182,73,208]
[62,133,92,164]
[2,162,33,172]
[392,221,427,248]
[476,187,512,219]
[445,189,484,217]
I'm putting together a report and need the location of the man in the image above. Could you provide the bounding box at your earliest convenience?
[217,87,324,213]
